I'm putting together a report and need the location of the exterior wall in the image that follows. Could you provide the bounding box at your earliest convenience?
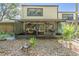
[19,5,59,35]
[58,12,76,20]
[58,13,63,19]
[0,22,23,34]
[0,23,14,32]
[14,22,23,34]
[21,5,58,20]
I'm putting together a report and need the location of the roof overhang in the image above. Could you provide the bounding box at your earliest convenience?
[11,19,65,22]
[22,5,58,7]
[58,11,75,13]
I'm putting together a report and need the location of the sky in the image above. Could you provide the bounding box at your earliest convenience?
[26,3,79,12]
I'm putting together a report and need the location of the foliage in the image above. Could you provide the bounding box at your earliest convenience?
[62,24,75,41]
[29,36,37,48]
[0,32,15,40]
[0,3,19,21]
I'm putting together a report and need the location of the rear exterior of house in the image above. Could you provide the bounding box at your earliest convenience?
[1,5,77,37]
[15,5,61,37]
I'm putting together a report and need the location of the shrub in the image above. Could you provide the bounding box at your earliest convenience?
[29,36,37,48]
[0,32,15,40]
[62,24,75,41]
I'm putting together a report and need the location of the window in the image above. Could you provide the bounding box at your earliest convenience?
[27,8,43,16]
[62,14,73,20]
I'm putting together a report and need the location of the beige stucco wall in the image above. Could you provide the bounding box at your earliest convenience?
[21,6,58,20]
[58,12,76,20]
[58,13,63,19]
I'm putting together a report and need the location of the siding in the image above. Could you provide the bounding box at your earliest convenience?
[0,23,14,32]
[14,22,23,34]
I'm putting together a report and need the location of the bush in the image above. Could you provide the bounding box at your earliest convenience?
[0,32,15,40]
[62,24,75,41]
[29,36,37,48]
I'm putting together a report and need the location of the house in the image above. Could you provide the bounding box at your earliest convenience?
[15,5,63,37]
[0,4,77,37]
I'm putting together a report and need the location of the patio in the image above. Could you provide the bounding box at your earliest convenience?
[0,39,79,56]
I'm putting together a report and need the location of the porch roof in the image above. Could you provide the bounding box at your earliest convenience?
[12,19,65,22]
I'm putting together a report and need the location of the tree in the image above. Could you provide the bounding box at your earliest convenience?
[0,3,19,21]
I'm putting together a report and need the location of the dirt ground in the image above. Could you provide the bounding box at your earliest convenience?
[0,39,79,56]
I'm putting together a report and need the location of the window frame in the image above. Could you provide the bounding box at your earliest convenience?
[27,8,43,16]
[62,14,73,20]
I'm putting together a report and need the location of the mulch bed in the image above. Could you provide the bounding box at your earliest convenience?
[0,39,79,56]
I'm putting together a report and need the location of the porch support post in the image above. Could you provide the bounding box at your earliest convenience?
[36,24,39,36]
[23,21,26,32]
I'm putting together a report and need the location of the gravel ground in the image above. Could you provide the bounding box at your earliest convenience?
[0,39,79,56]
